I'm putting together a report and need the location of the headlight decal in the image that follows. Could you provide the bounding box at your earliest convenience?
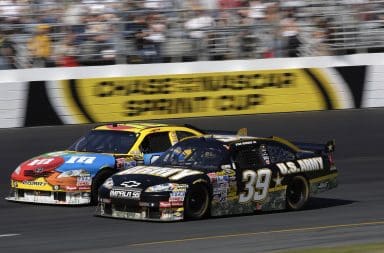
[102,177,114,189]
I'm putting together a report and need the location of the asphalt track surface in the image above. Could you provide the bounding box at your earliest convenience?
[1,108,384,253]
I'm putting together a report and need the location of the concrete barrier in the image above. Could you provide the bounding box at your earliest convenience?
[1,53,381,128]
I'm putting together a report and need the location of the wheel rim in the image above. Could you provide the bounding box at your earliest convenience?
[188,189,207,215]
[287,178,305,207]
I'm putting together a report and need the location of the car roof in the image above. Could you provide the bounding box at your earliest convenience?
[190,135,300,151]
[93,122,170,133]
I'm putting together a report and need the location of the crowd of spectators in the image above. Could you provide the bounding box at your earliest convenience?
[0,0,383,69]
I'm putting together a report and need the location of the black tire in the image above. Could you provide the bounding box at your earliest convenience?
[286,175,309,211]
[91,169,115,205]
[184,184,210,220]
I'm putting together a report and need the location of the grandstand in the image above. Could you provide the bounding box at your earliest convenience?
[0,0,383,69]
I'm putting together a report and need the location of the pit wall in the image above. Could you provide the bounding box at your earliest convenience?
[1,53,382,128]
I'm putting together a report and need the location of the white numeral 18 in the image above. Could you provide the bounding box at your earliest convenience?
[239,168,271,203]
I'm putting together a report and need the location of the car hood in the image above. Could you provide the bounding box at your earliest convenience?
[11,151,118,181]
[111,165,204,188]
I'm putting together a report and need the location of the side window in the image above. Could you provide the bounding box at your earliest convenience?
[266,143,296,163]
[176,131,195,141]
[234,144,269,169]
[140,132,172,154]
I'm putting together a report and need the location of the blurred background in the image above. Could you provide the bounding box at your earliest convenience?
[0,0,383,69]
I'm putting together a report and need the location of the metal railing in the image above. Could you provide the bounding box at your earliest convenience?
[0,0,383,69]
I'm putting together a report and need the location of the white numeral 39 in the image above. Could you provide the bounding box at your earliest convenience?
[239,169,271,203]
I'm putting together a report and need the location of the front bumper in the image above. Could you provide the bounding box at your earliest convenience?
[6,187,91,205]
[96,191,185,221]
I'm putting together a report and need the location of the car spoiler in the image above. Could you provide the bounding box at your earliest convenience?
[293,140,336,153]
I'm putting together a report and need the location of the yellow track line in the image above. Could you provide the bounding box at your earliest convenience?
[129,220,384,247]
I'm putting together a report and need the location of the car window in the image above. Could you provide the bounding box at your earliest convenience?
[176,131,196,141]
[266,142,296,163]
[68,130,137,153]
[233,144,270,169]
[140,132,172,153]
[154,138,229,171]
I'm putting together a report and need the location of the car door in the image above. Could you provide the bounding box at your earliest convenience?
[232,142,273,205]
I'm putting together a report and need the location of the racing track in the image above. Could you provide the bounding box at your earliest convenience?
[1,108,384,253]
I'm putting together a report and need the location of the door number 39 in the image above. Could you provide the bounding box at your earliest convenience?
[239,168,271,203]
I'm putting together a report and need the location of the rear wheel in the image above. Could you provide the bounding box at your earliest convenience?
[184,184,209,220]
[91,169,115,205]
[286,175,309,210]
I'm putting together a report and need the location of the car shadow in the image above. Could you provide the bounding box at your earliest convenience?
[303,197,356,211]
[198,197,357,222]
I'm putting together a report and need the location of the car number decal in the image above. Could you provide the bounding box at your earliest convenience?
[239,168,271,203]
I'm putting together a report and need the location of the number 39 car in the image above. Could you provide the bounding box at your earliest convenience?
[96,134,338,221]
[6,123,203,205]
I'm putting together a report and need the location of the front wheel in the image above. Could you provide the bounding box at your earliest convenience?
[286,175,309,211]
[184,184,210,220]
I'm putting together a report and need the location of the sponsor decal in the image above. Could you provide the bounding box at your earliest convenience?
[170,201,183,207]
[173,184,188,192]
[119,166,202,180]
[159,201,171,208]
[235,140,258,146]
[169,191,186,203]
[27,158,56,166]
[60,69,341,123]
[22,180,48,186]
[116,158,137,169]
[65,186,78,191]
[276,157,324,175]
[110,188,141,200]
[120,181,141,188]
[65,156,96,164]
[78,186,91,191]
[76,176,92,186]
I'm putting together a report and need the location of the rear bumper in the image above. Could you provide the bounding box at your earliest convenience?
[6,187,91,205]
[309,172,338,195]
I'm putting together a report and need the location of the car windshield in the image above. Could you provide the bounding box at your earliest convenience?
[68,130,138,154]
[153,138,229,171]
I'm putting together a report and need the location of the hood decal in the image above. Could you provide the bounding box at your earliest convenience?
[118,166,203,180]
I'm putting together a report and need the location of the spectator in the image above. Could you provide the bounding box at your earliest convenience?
[132,14,159,63]
[27,24,52,67]
[145,13,167,62]
[280,10,301,57]
[184,8,215,60]
[53,32,79,67]
[0,28,16,69]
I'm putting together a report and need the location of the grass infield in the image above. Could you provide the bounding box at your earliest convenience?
[277,242,384,253]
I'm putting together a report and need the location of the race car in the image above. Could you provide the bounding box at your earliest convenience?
[96,134,338,221]
[6,123,203,205]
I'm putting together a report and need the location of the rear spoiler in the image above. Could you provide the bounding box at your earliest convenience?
[293,139,335,153]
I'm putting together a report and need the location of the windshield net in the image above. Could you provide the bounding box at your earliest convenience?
[68,130,138,154]
[154,138,229,170]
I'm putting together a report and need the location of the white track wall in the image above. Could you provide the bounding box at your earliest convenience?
[0,53,383,128]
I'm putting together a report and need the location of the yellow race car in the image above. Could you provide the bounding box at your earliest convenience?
[7,122,203,205]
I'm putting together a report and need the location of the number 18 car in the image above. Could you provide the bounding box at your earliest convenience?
[96,134,338,221]
[6,123,202,205]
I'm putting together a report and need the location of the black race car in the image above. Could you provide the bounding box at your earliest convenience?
[96,134,337,221]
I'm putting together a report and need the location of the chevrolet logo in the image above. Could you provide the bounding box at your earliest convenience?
[120,181,141,188]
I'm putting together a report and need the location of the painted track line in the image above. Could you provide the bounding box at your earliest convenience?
[0,234,20,238]
[129,220,384,247]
